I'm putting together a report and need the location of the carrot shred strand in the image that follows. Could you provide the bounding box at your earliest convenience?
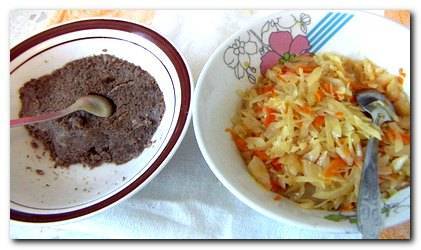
[230,131,249,152]
[324,157,347,177]
[312,115,325,128]
[254,150,269,162]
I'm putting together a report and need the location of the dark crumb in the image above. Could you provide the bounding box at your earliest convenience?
[31,140,38,149]
[74,187,78,191]
[36,155,42,159]
[30,140,39,149]
[42,151,46,156]
[25,166,32,170]
[102,48,108,52]
[83,188,88,192]
[97,192,101,195]
[35,169,45,175]
[122,176,126,181]
[26,155,30,158]
[45,184,50,187]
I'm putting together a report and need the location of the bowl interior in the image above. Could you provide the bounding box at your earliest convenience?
[10,25,183,215]
[194,10,410,233]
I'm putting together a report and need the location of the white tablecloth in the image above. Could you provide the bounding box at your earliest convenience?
[10,10,379,239]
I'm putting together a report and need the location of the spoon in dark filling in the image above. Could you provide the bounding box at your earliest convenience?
[11,94,114,128]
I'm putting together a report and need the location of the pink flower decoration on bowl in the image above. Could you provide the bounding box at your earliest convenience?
[260,31,310,74]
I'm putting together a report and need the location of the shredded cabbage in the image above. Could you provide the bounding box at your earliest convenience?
[228,53,410,211]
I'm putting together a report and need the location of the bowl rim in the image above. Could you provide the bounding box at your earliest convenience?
[10,18,194,223]
[193,10,410,232]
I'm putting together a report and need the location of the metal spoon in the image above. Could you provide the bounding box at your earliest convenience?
[356,90,398,239]
[10,95,114,128]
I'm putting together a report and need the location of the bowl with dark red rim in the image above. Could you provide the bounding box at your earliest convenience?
[10,18,193,223]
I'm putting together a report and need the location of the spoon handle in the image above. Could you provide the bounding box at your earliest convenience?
[10,108,72,128]
[357,137,383,239]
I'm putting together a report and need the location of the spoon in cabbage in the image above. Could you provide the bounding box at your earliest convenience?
[356,90,398,239]
[10,95,114,128]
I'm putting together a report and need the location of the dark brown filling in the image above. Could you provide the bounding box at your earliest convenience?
[19,54,165,167]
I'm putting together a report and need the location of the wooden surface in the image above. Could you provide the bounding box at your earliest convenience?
[48,9,411,240]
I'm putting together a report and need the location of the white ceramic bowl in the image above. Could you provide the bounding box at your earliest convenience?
[194,10,410,233]
[10,19,193,223]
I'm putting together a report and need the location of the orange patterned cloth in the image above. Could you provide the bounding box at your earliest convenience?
[48,10,155,26]
[384,10,410,27]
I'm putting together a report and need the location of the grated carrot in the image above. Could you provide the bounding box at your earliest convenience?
[324,157,348,177]
[281,65,293,73]
[254,150,269,162]
[401,132,410,144]
[300,64,317,73]
[312,115,325,128]
[297,105,312,114]
[335,112,344,119]
[384,128,396,142]
[256,85,275,95]
[322,81,334,95]
[253,104,263,114]
[349,82,368,92]
[340,202,355,211]
[264,107,277,113]
[349,94,356,103]
[263,107,277,127]
[229,131,249,152]
[263,113,276,127]
[270,178,284,193]
[315,89,325,102]
[335,93,345,101]
[271,158,283,171]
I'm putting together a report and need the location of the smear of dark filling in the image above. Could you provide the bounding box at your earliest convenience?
[19,54,165,168]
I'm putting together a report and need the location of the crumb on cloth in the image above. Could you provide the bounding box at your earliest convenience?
[35,169,45,176]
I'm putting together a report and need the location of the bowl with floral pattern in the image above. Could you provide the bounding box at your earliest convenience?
[193,10,410,234]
